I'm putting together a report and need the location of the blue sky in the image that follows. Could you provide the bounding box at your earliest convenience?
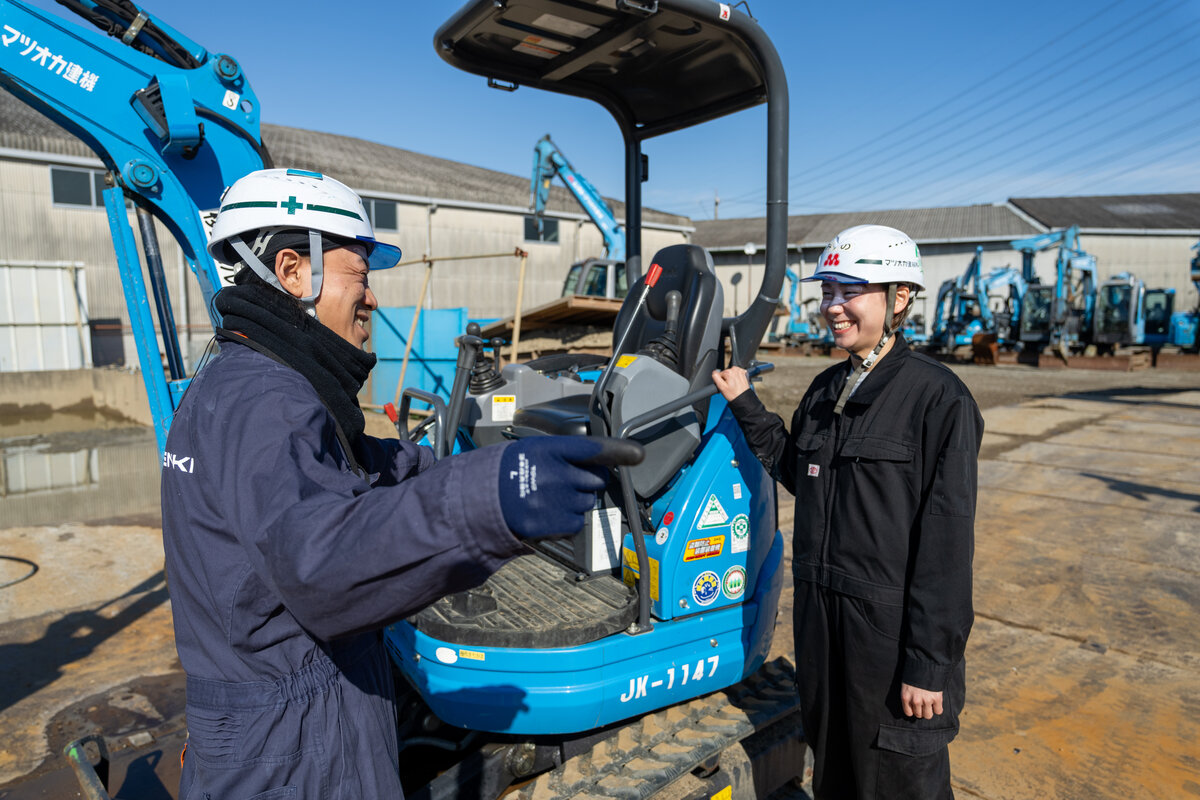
[22,0,1200,220]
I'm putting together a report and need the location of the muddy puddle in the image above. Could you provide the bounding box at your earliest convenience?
[0,405,159,529]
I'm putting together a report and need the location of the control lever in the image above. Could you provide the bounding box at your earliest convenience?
[444,328,484,454]
[592,261,665,434]
[490,337,505,371]
[639,289,681,368]
[466,323,505,393]
[582,436,645,468]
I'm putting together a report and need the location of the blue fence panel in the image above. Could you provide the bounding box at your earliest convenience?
[371,307,468,406]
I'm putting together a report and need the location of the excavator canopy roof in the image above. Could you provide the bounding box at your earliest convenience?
[435,0,771,140]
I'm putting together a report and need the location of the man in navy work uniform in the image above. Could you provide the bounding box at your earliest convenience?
[162,168,612,799]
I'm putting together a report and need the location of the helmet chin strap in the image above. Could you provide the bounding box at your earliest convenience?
[228,230,324,319]
[834,283,899,416]
[300,229,323,319]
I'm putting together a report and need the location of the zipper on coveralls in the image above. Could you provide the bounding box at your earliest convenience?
[819,410,848,585]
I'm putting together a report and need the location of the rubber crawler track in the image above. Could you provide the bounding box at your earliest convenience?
[514,658,801,800]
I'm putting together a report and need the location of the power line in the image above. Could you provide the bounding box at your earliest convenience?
[746,0,1168,206]
[834,43,1200,210]
[798,1,1194,207]
[1009,117,1200,197]
[928,62,1200,206]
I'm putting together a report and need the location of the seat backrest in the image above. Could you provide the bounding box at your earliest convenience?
[611,244,724,390]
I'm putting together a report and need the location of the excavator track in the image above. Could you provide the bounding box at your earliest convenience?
[513,658,804,800]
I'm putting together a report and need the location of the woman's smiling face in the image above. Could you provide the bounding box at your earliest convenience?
[820,281,889,357]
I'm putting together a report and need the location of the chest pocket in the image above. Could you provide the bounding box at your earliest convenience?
[792,431,830,478]
[838,435,915,464]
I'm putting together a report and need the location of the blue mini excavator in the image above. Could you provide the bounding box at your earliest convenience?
[382,2,801,798]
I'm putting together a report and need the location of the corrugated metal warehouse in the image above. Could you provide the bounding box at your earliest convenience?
[1,88,1196,373]
[695,196,1200,332]
[0,91,690,372]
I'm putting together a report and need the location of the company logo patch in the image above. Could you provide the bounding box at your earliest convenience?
[692,571,721,606]
[723,565,747,600]
[683,536,724,561]
[807,464,820,477]
[162,451,194,473]
[823,253,840,267]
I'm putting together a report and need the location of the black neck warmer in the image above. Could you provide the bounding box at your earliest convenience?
[214,280,376,445]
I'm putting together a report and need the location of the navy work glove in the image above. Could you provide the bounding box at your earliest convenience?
[498,436,643,539]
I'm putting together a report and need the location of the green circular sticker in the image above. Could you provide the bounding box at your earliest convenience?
[731,514,749,539]
[722,565,746,599]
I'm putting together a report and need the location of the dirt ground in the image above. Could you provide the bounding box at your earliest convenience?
[1,356,1198,798]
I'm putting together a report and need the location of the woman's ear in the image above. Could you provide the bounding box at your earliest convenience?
[274,249,310,299]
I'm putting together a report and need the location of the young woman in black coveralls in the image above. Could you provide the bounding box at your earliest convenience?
[713,224,983,800]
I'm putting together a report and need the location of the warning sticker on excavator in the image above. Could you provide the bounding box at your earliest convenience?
[683,536,724,561]
[697,494,729,529]
[622,547,660,601]
[492,395,516,422]
[615,354,638,369]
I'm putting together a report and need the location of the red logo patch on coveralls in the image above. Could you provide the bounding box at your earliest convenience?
[808,464,820,477]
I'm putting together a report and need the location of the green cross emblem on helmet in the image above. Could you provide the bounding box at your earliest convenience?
[281,196,303,215]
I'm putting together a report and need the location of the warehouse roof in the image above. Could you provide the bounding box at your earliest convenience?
[695,203,1042,250]
[0,92,687,226]
[1010,193,1200,230]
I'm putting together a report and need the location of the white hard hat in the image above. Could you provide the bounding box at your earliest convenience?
[804,224,924,290]
[208,168,402,311]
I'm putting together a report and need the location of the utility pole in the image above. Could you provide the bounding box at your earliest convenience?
[714,190,720,220]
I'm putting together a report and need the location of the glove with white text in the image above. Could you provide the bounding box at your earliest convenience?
[498,436,642,539]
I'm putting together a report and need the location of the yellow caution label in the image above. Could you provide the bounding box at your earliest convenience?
[711,786,732,800]
[491,395,516,423]
[458,649,485,661]
[615,354,638,369]
[621,547,659,601]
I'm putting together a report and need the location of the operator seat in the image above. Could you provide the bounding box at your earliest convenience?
[594,243,724,497]
[611,243,723,387]
[512,244,723,446]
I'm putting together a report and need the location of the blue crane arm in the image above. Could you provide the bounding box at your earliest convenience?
[968,248,995,328]
[784,266,799,310]
[530,134,625,261]
[981,266,1028,299]
[1,0,268,448]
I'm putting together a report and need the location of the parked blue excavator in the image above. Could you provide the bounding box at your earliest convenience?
[3,1,804,798]
[928,246,991,352]
[767,265,822,348]
[1012,225,1097,359]
[1093,272,1176,351]
[1167,240,1200,351]
[531,134,628,299]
